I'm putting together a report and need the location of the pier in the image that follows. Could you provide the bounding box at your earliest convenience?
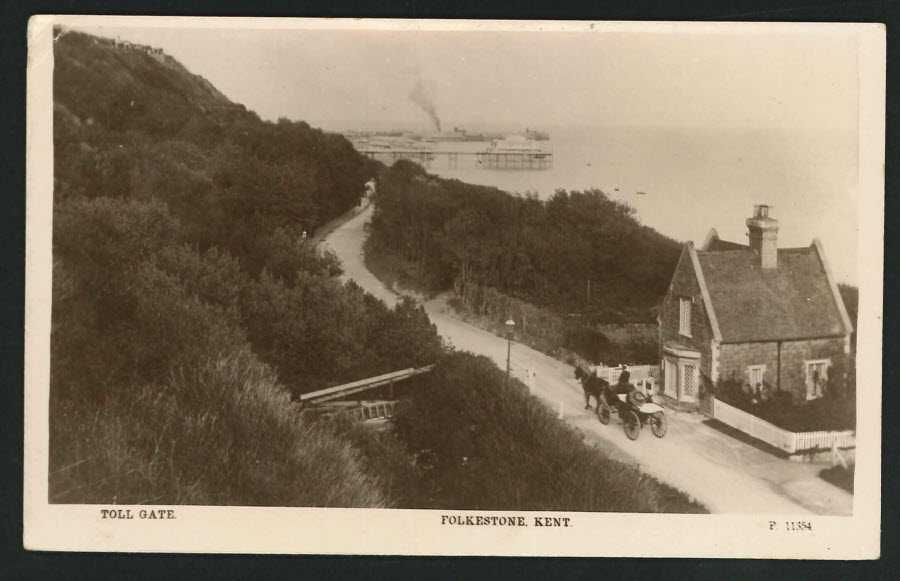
[357,147,553,170]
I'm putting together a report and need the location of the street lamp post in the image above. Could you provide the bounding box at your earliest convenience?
[505,319,515,382]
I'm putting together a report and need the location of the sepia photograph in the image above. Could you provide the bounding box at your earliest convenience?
[23,16,884,557]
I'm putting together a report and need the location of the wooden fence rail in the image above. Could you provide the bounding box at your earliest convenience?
[299,364,434,405]
[352,401,398,422]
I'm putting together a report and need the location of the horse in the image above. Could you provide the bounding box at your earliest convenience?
[574,365,613,410]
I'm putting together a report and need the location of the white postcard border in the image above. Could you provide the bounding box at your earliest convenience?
[23,15,885,558]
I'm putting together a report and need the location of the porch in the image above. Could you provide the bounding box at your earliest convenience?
[660,344,703,409]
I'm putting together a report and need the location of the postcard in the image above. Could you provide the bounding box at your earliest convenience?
[24,15,884,557]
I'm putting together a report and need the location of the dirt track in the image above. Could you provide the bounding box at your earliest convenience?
[322,204,853,515]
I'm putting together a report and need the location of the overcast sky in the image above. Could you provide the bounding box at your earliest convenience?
[65,21,862,283]
[72,23,859,134]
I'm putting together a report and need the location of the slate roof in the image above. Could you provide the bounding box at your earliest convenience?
[695,244,849,343]
[704,238,747,251]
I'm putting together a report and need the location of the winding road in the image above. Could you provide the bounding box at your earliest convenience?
[321,203,853,515]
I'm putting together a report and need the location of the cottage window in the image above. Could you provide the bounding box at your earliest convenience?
[679,298,692,337]
[747,365,766,390]
[681,363,697,400]
[805,359,830,401]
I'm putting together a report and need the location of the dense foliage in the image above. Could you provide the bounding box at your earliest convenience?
[54,30,379,270]
[369,161,682,323]
[50,30,442,505]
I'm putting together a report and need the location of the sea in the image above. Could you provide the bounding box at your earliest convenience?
[401,125,859,284]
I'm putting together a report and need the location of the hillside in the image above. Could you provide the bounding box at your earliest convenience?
[50,29,443,505]
[54,29,379,263]
[49,29,703,513]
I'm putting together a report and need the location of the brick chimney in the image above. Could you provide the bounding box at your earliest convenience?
[746,204,778,269]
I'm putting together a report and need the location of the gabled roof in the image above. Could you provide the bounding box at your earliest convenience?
[702,228,746,252]
[705,238,747,252]
[690,231,853,343]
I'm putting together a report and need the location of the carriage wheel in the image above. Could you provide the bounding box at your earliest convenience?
[623,410,641,440]
[650,412,668,438]
[597,402,611,425]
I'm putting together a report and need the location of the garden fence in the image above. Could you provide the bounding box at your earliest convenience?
[713,398,855,454]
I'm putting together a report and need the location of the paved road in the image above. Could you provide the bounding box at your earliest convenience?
[322,204,853,515]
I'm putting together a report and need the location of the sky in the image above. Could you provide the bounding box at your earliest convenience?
[67,21,862,283]
[71,23,859,135]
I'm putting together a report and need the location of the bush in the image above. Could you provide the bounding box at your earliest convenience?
[156,244,249,321]
[261,226,343,283]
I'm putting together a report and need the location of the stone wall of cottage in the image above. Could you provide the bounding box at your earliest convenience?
[780,337,850,402]
[717,336,849,404]
[657,245,714,409]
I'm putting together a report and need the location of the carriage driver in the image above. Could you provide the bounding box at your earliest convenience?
[615,364,631,394]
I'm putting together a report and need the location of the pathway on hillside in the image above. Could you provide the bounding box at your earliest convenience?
[321,205,853,515]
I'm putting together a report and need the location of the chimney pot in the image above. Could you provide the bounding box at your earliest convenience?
[746,204,778,269]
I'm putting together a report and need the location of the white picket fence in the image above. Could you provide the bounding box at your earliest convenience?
[593,364,659,393]
[713,398,855,454]
[793,429,856,452]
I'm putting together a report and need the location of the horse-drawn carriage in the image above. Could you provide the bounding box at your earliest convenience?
[575,365,667,440]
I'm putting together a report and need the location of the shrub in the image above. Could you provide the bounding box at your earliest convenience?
[261,226,343,284]
[53,197,180,284]
[51,199,250,399]
[156,244,249,320]
[122,261,249,384]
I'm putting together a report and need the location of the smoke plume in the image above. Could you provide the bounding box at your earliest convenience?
[409,78,441,132]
